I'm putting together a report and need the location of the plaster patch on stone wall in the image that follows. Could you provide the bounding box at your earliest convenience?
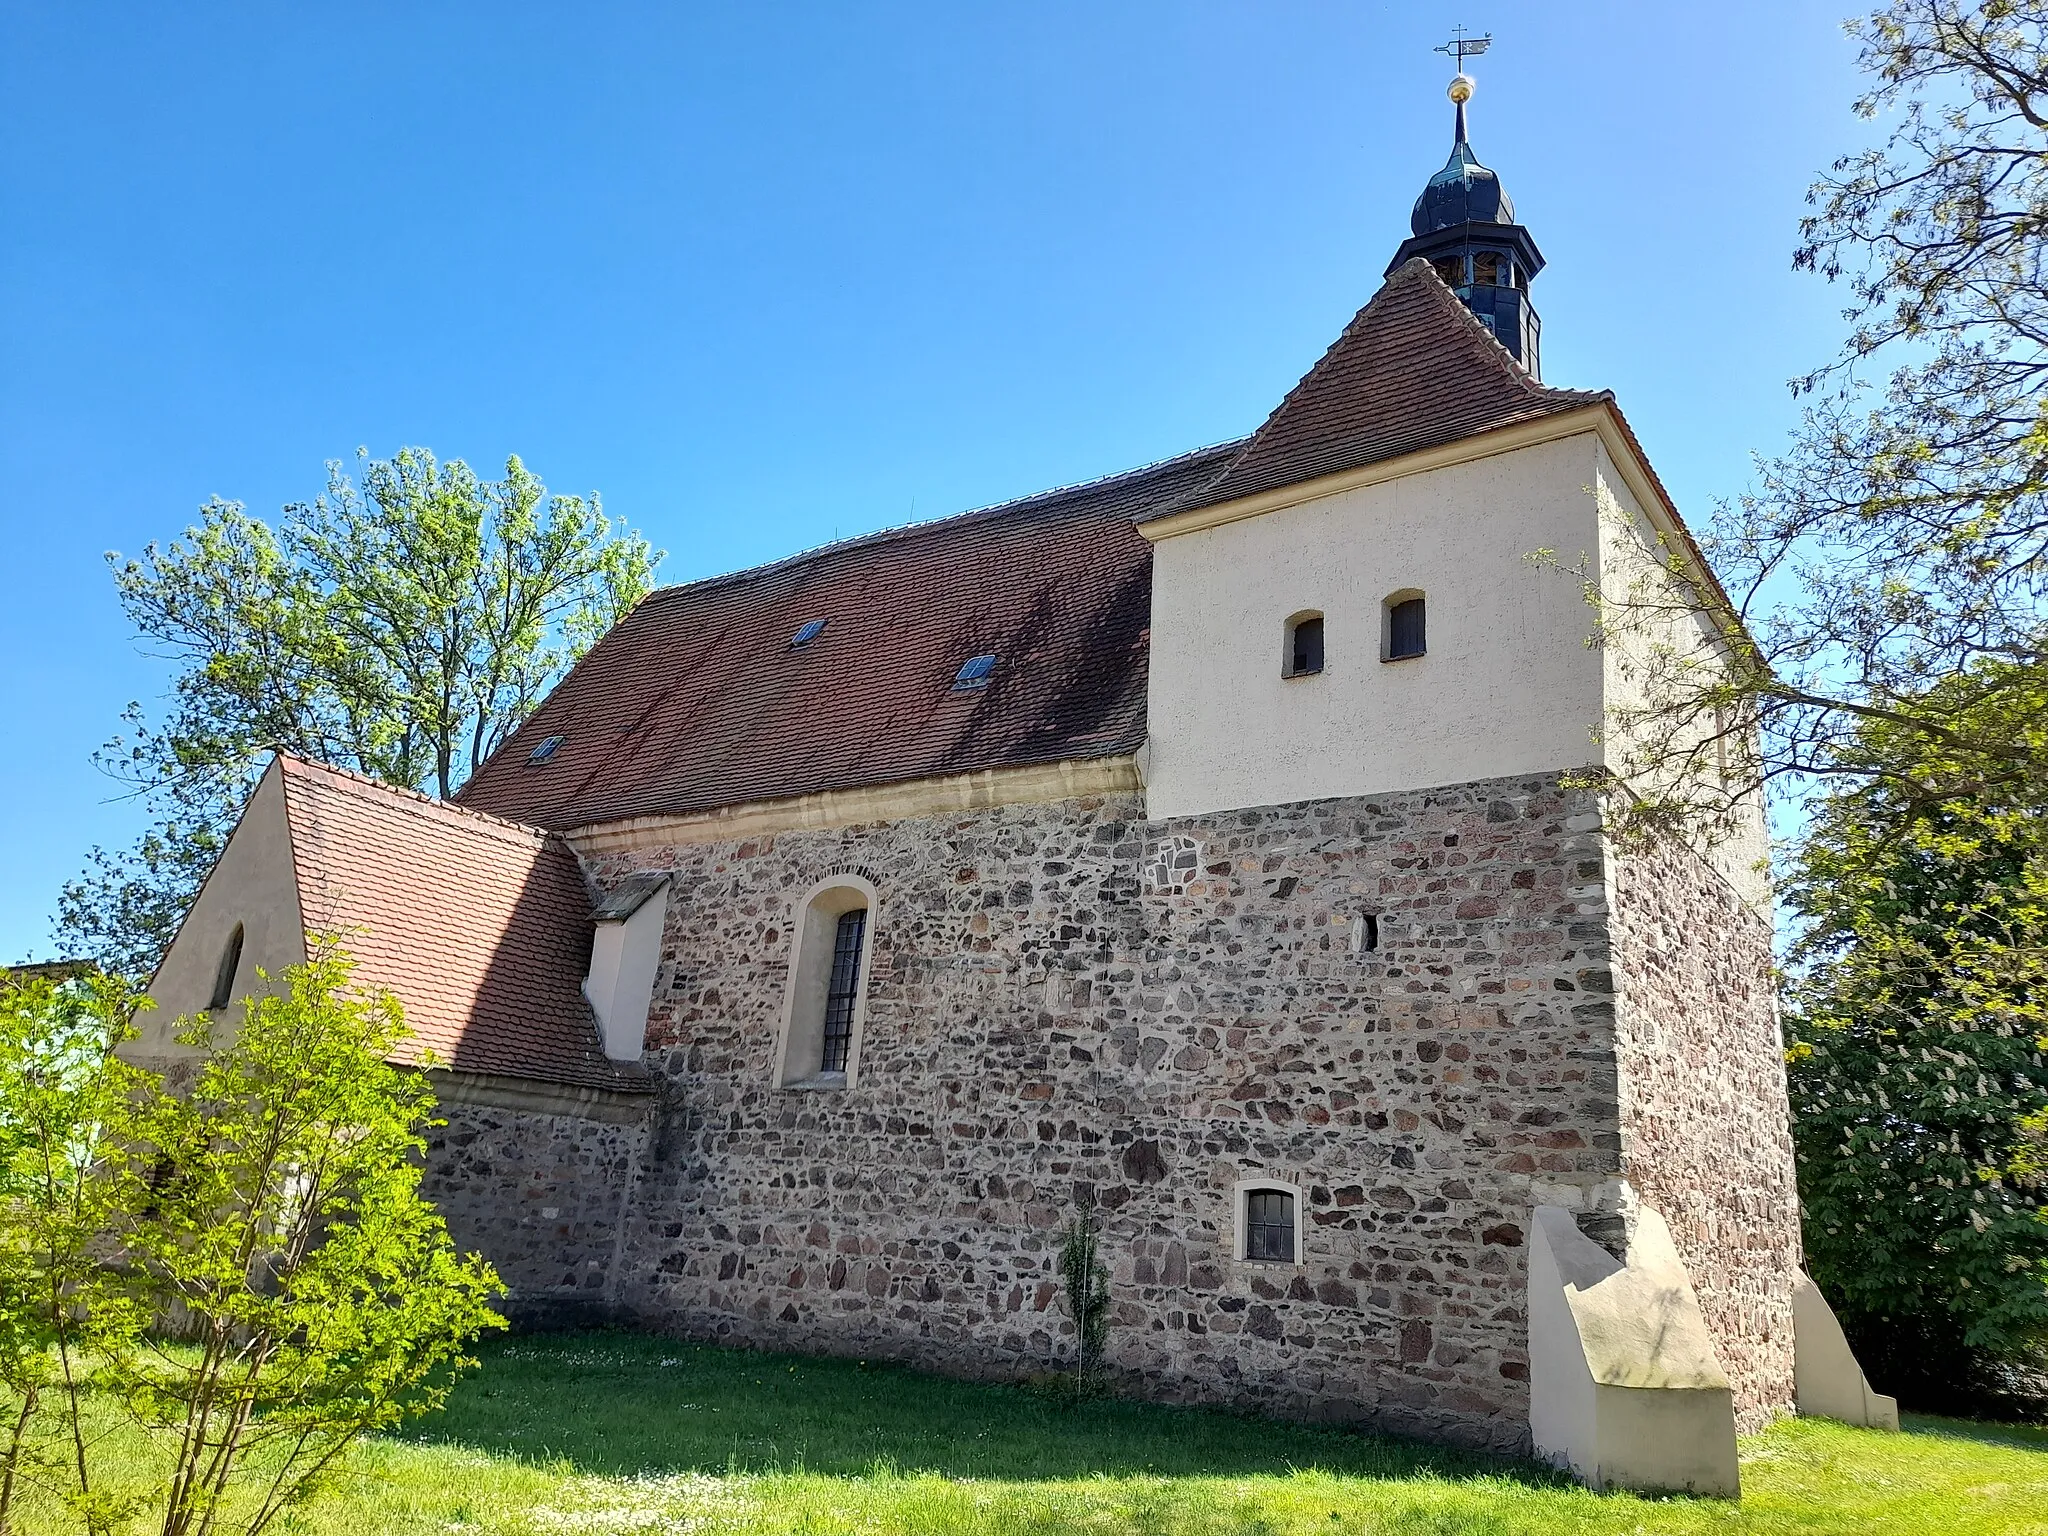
[1144,836,1201,895]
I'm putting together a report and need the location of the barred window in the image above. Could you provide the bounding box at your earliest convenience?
[778,879,877,1089]
[819,909,867,1073]
[1243,1188,1297,1263]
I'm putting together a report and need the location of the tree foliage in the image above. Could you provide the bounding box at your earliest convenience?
[0,973,151,1535]
[0,953,505,1536]
[59,450,659,976]
[113,950,505,1536]
[1785,682,2048,1402]
[1597,0,2048,838]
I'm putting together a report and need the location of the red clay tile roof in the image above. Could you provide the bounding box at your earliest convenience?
[453,441,1242,830]
[1145,258,1603,520]
[277,756,646,1093]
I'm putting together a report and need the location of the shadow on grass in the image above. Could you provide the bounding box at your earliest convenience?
[404,1329,1568,1489]
[1900,1411,2048,1452]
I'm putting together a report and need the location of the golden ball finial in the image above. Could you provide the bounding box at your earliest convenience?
[1448,73,1475,104]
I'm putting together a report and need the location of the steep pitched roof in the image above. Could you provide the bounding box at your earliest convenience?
[454,442,1241,830]
[276,756,645,1093]
[1145,258,1603,520]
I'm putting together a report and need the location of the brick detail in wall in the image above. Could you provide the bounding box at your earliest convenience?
[578,772,1639,1452]
[1609,835,1801,1433]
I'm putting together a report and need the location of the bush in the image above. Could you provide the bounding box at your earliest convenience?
[0,950,505,1536]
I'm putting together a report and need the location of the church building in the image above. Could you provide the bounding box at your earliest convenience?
[136,72,1893,1492]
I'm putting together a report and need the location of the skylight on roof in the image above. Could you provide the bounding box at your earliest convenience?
[952,654,997,691]
[790,618,827,648]
[528,734,565,764]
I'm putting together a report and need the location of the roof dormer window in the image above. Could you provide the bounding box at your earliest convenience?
[952,654,997,691]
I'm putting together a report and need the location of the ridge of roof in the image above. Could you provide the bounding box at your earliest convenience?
[274,753,555,846]
[637,436,1249,607]
[1145,258,1603,522]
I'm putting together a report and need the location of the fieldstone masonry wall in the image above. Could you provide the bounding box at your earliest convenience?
[578,771,1654,1452]
[423,1090,649,1323]
[1609,837,1801,1432]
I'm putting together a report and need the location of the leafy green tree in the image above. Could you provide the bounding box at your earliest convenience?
[110,948,505,1536]
[1590,0,2048,840]
[0,953,504,1535]
[1785,683,2048,1405]
[0,972,151,1535]
[60,449,660,976]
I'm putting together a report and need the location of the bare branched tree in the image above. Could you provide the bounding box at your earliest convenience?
[1595,1,2048,841]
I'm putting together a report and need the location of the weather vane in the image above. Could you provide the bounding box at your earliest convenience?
[1434,26,1492,74]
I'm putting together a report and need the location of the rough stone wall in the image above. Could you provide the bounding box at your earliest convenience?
[588,772,1624,1451]
[422,1093,649,1324]
[1608,836,1799,1432]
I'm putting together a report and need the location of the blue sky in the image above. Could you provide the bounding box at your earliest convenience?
[0,3,1868,961]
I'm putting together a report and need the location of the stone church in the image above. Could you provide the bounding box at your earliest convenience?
[136,77,1895,1491]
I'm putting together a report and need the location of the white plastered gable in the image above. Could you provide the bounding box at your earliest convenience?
[133,757,309,1068]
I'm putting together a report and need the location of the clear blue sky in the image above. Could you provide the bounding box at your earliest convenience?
[0,2,1868,961]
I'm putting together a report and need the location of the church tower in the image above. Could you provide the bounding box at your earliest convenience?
[1385,69,1545,377]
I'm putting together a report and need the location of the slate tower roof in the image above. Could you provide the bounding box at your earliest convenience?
[1384,72,1547,375]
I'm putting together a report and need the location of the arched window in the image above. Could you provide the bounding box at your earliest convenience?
[1235,1179,1302,1264]
[1282,611,1324,678]
[208,924,244,1012]
[776,878,877,1088]
[1383,592,1426,662]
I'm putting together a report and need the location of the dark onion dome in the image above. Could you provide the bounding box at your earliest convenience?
[1410,75,1515,234]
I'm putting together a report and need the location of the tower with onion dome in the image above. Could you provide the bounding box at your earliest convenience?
[1385,64,1546,376]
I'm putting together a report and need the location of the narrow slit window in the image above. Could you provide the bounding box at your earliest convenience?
[1284,614,1324,678]
[819,908,867,1073]
[208,924,244,1012]
[1244,1188,1296,1263]
[1386,596,1426,661]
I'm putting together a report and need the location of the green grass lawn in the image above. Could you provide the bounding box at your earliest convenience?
[13,1330,2048,1534]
